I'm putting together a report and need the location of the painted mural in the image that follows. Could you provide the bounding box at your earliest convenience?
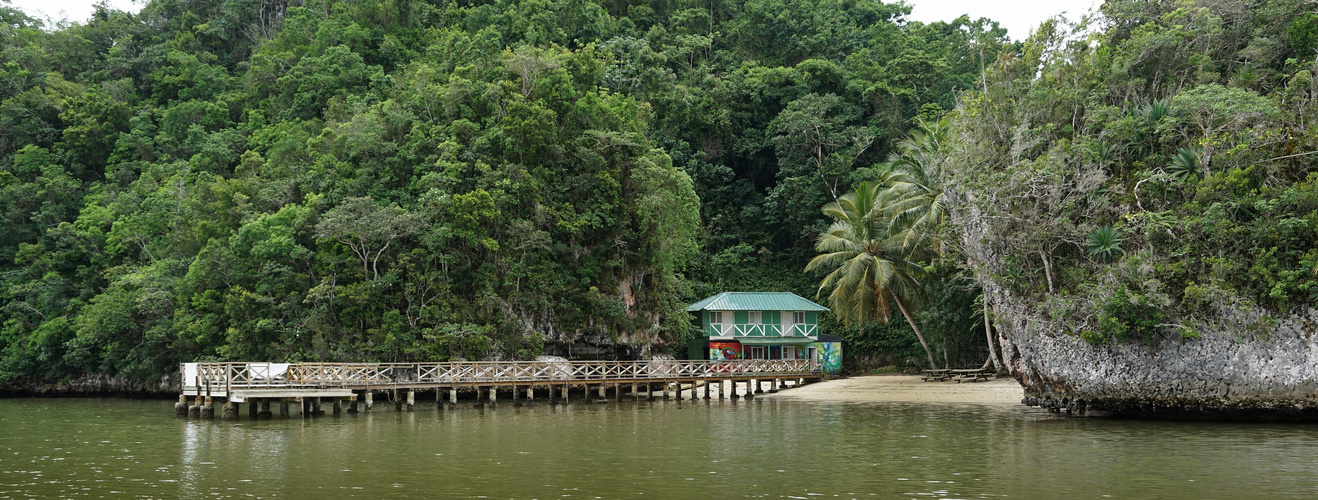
[810,342,843,375]
[709,342,742,360]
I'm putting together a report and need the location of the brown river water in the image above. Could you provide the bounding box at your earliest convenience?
[2,396,1318,499]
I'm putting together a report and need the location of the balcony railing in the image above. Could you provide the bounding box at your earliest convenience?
[713,323,817,338]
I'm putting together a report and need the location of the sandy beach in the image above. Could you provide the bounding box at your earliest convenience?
[761,373,1024,404]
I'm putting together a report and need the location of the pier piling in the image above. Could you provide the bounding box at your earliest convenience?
[175,395,188,417]
[407,390,415,411]
[221,401,238,421]
[279,401,290,419]
[364,391,374,412]
[259,400,272,418]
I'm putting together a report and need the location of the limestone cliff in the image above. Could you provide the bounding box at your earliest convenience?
[987,281,1318,419]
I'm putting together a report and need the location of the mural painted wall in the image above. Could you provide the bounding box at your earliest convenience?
[709,342,742,360]
[809,342,843,375]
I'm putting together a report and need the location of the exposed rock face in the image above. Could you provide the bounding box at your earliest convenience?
[1,373,179,397]
[990,286,1318,420]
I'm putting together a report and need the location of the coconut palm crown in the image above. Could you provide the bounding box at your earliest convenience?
[805,181,937,367]
[877,117,951,254]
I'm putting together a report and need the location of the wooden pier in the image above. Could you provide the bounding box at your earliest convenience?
[176,359,822,419]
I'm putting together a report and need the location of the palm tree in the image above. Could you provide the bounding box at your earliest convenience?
[878,117,951,255]
[805,182,938,368]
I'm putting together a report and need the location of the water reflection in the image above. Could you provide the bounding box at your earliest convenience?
[4,397,1318,498]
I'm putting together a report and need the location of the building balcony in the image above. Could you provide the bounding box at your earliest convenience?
[713,323,817,339]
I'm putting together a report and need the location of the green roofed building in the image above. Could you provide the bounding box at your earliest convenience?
[685,292,843,375]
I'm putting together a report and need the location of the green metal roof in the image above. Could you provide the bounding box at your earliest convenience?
[685,292,830,312]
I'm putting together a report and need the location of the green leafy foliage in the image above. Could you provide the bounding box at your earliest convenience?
[951,0,1318,346]
[0,0,1009,384]
[1089,288,1166,344]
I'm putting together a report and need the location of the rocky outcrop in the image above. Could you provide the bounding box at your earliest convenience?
[990,286,1318,420]
[0,373,179,397]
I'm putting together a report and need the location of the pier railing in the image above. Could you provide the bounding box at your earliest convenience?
[185,359,818,394]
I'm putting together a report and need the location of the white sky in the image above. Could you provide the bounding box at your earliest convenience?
[10,0,1098,41]
[904,0,1100,39]
[9,0,138,25]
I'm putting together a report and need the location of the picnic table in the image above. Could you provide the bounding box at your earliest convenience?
[950,368,993,383]
[921,368,993,382]
[920,369,950,382]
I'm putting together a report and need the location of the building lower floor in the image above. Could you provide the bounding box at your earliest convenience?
[687,334,843,375]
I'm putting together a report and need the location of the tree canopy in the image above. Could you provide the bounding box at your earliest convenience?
[949,0,1318,346]
[0,0,1010,384]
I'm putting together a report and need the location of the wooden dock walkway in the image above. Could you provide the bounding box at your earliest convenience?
[176,359,823,419]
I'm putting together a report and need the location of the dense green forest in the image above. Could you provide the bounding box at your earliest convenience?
[0,0,1008,385]
[7,0,1311,388]
[948,0,1318,346]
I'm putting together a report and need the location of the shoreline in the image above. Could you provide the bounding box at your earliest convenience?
[2,374,1028,405]
[762,373,1025,404]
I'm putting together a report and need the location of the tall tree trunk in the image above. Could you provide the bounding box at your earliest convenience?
[893,292,936,368]
[984,298,1003,372]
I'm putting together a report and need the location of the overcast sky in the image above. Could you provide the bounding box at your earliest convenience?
[10,0,1098,41]
[904,0,1098,39]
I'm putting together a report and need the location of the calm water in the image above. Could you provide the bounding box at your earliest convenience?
[2,396,1318,499]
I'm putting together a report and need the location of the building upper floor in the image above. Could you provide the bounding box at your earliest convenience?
[685,292,830,340]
